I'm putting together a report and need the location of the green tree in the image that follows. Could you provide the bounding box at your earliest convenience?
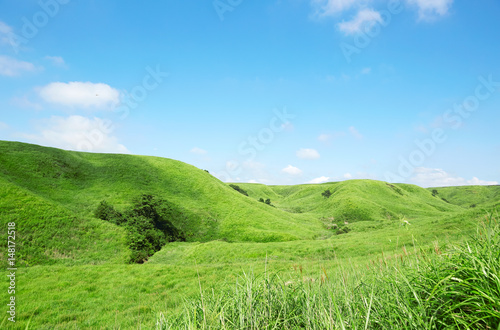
[94,200,124,225]
[322,189,332,199]
[95,194,185,263]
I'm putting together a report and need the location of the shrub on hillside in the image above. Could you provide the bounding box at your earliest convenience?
[95,194,185,263]
[229,184,248,196]
[94,200,125,225]
[258,197,274,207]
[321,189,332,198]
[336,225,350,235]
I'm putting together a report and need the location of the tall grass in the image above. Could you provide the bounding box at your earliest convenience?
[158,214,500,329]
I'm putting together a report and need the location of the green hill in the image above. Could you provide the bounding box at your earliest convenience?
[0,141,327,266]
[428,185,500,209]
[1,140,490,267]
[0,140,498,328]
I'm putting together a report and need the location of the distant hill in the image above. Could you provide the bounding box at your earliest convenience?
[0,140,497,267]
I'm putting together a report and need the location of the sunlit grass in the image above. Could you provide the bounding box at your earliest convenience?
[158,214,500,329]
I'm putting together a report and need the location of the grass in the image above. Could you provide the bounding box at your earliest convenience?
[158,214,500,329]
[0,140,498,328]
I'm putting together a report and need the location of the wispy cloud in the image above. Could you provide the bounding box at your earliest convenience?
[361,67,371,75]
[38,82,120,110]
[282,165,303,176]
[10,96,43,110]
[338,9,382,35]
[190,147,208,155]
[0,56,38,77]
[407,0,454,20]
[21,115,128,153]
[318,134,332,142]
[0,21,15,46]
[296,148,321,160]
[409,167,498,188]
[44,56,67,68]
[318,132,346,144]
[312,0,360,17]
[349,126,363,140]
[307,176,330,184]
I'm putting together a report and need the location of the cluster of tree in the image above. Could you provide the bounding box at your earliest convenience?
[431,189,451,203]
[229,184,248,196]
[258,198,273,206]
[94,194,185,263]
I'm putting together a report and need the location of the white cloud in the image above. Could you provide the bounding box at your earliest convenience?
[361,67,371,75]
[0,56,38,77]
[296,148,321,160]
[307,176,330,184]
[190,147,207,155]
[409,167,498,188]
[313,0,360,16]
[22,115,128,153]
[407,0,453,20]
[343,173,353,179]
[318,131,346,143]
[282,165,303,176]
[10,96,43,110]
[38,81,120,110]
[318,134,331,142]
[338,9,382,35]
[349,126,363,140]
[0,121,8,130]
[44,56,67,68]
[0,21,15,46]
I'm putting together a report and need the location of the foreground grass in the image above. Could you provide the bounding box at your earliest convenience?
[159,214,500,329]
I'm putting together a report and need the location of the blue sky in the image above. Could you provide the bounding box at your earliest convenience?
[0,0,499,187]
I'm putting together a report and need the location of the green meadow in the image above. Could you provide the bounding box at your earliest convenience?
[0,140,498,328]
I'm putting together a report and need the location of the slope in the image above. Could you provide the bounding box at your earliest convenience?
[238,180,463,222]
[0,141,327,260]
[429,185,500,210]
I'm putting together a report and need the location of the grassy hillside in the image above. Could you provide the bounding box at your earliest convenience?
[0,141,327,266]
[429,185,500,209]
[238,180,463,222]
[0,140,497,328]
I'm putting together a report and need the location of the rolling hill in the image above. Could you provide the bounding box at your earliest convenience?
[0,140,498,328]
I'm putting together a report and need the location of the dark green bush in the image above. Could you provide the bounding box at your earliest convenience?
[229,184,248,196]
[321,189,332,198]
[94,200,124,225]
[95,194,185,263]
[258,197,274,207]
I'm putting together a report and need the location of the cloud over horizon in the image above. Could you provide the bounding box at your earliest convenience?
[409,167,498,188]
[282,165,303,176]
[21,115,128,154]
